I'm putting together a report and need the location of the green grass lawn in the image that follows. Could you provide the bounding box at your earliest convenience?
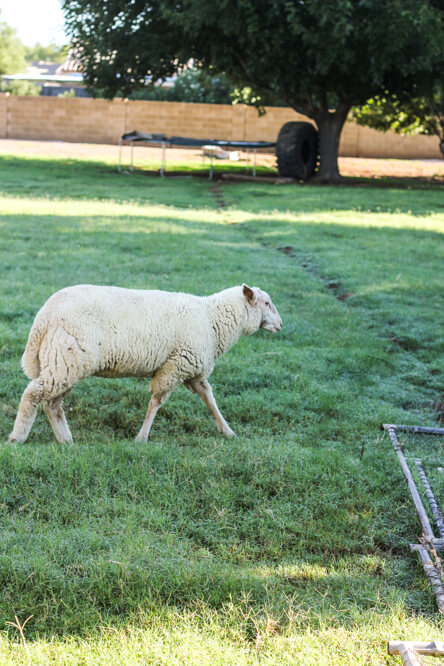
[0,153,443,664]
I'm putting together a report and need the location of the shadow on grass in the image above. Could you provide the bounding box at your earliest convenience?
[0,155,216,209]
[1,154,443,215]
[0,434,432,638]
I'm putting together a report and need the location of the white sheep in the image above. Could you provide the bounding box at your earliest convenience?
[8,284,282,444]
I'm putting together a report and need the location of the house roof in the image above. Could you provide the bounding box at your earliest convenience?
[2,53,85,86]
[2,71,84,85]
[56,49,83,74]
[2,49,176,89]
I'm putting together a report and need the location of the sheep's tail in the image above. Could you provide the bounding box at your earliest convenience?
[21,323,45,379]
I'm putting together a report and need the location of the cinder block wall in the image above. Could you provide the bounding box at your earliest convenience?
[346,123,440,159]
[1,96,127,144]
[0,94,441,159]
[0,95,7,139]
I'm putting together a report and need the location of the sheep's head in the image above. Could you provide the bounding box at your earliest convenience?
[242,284,283,334]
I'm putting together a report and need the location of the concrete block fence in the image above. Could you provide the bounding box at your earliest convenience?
[0,94,440,159]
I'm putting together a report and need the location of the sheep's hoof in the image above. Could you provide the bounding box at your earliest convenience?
[222,428,236,438]
[56,436,74,444]
[7,434,24,444]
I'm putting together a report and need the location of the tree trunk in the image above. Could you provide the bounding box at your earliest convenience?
[313,105,351,184]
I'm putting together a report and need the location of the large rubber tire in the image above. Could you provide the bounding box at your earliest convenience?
[276,122,319,180]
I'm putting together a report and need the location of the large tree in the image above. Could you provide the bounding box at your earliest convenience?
[24,42,69,64]
[62,0,444,183]
[353,84,444,159]
[0,17,26,77]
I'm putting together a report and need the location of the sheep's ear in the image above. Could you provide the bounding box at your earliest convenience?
[242,284,257,305]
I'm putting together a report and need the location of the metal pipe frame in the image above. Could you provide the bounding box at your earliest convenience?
[383,425,435,540]
[382,424,444,436]
[415,459,444,538]
[388,641,444,665]
[118,137,270,178]
[381,424,444,614]
[410,544,444,613]
[160,141,166,177]
[118,138,123,172]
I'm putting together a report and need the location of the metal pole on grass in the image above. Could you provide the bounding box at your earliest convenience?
[160,141,166,177]
[415,459,444,538]
[388,641,444,658]
[388,643,425,665]
[383,425,435,540]
[388,641,444,665]
[382,423,444,614]
[382,424,444,436]
[410,545,444,613]
[118,138,123,172]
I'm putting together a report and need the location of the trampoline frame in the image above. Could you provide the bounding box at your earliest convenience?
[118,130,276,178]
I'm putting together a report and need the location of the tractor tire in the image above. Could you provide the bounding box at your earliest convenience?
[276,122,319,180]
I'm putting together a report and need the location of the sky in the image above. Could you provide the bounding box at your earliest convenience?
[0,0,69,46]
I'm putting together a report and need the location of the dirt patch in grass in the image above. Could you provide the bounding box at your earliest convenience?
[339,156,444,181]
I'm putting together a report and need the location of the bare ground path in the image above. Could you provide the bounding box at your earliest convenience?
[1,138,443,182]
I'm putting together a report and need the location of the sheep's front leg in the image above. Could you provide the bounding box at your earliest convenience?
[186,379,235,437]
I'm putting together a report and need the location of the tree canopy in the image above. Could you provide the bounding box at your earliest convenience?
[353,84,444,159]
[63,0,444,182]
[24,42,69,64]
[0,80,41,96]
[120,68,234,104]
[0,17,27,77]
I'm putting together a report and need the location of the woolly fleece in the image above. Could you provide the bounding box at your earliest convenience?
[9,284,282,443]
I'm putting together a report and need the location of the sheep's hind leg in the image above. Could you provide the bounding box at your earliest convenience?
[136,360,186,442]
[44,392,72,443]
[9,373,75,444]
[135,394,168,443]
[8,378,45,443]
[186,379,235,437]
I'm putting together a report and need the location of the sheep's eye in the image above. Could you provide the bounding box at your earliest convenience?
[265,301,270,307]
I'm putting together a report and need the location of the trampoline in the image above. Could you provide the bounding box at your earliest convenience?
[118,130,276,178]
